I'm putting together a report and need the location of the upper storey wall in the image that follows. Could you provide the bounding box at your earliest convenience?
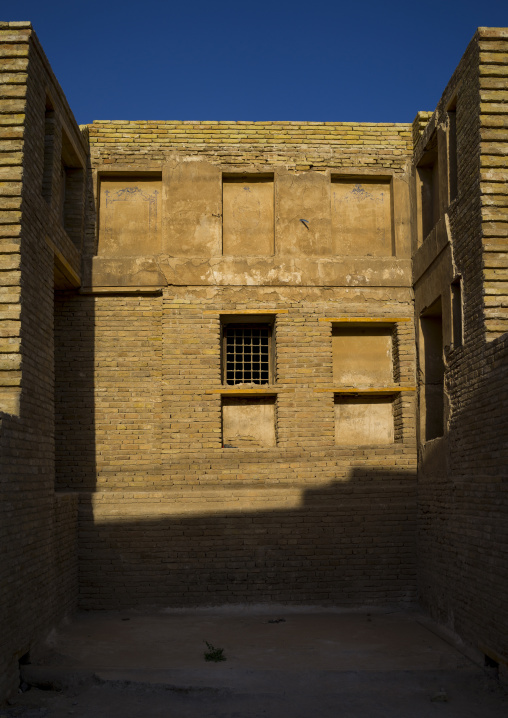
[84,121,413,289]
[88,120,411,170]
[412,27,508,344]
[0,21,88,414]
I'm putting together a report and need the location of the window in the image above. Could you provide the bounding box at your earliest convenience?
[447,98,458,202]
[60,129,85,248]
[420,298,444,441]
[332,323,396,445]
[416,131,440,243]
[220,315,277,448]
[42,98,55,202]
[223,323,272,385]
[451,277,463,348]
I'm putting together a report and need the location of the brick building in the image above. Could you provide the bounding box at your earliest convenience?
[0,21,507,698]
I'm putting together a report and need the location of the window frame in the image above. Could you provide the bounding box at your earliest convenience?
[221,320,275,386]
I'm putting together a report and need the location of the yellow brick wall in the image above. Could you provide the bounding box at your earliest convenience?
[87,119,412,173]
[479,28,508,339]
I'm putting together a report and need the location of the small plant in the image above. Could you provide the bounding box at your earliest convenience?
[204,640,226,662]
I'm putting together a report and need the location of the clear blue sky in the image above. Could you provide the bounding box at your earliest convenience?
[9,0,508,125]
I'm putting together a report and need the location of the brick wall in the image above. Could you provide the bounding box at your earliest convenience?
[53,284,417,607]
[51,96,420,612]
[479,29,508,340]
[88,119,412,171]
[0,22,26,416]
[0,23,86,700]
[414,27,508,676]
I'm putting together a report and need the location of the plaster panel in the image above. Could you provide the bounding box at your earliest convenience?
[165,160,221,256]
[158,256,412,287]
[335,396,394,445]
[276,171,332,255]
[392,176,411,258]
[331,179,393,256]
[332,328,393,386]
[223,178,274,256]
[98,177,161,257]
[222,396,276,448]
[88,256,165,288]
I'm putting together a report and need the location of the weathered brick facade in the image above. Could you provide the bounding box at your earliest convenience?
[413,27,508,678]
[0,21,506,700]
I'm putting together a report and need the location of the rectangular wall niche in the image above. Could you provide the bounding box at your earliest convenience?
[222,175,274,256]
[222,396,276,448]
[332,326,394,386]
[420,298,444,441]
[42,99,55,202]
[417,132,440,243]
[60,130,85,248]
[335,395,394,445]
[98,176,162,256]
[331,178,393,256]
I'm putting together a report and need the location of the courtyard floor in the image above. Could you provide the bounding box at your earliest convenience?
[4,606,508,718]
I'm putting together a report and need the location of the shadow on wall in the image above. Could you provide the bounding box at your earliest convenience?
[52,284,417,609]
[417,333,508,659]
[78,468,417,609]
[54,293,96,491]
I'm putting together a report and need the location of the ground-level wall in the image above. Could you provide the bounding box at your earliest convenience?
[54,284,417,607]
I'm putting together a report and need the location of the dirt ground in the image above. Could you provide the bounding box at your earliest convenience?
[3,607,508,718]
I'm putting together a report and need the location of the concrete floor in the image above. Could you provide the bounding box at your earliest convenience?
[4,606,508,718]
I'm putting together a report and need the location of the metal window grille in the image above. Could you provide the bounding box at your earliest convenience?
[224,325,270,385]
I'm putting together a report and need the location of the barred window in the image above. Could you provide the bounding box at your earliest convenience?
[223,324,271,385]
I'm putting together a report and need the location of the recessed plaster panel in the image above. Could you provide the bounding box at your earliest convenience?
[98,178,161,257]
[223,178,274,256]
[392,176,411,258]
[222,396,276,448]
[158,256,411,287]
[276,171,332,255]
[331,180,393,256]
[335,396,394,445]
[165,161,221,256]
[332,328,393,386]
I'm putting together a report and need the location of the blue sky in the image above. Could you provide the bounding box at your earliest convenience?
[9,0,508,125]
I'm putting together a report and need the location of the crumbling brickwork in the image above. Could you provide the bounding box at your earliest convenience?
[0,20,507,701]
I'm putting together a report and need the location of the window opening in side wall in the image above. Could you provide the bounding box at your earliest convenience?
[420,298,444,441]
[416,131,439,243]
[451,277,463,348]
[42,98,55,202]
[447,97,458,203]
[60,129,85,248]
